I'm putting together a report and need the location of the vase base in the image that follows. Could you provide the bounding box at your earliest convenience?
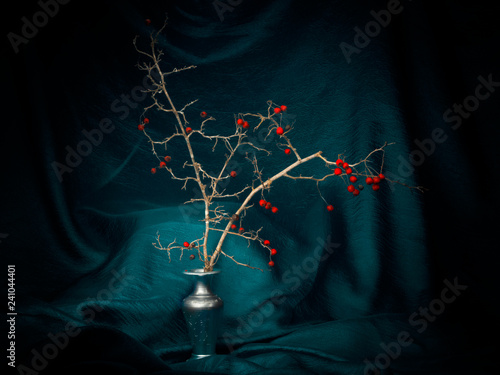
[189,354,213,360]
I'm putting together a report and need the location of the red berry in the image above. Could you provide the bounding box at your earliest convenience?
[379,173,386,180]
[271,207,278,213]
[151,168,157,174]
[347,185,355,193]
[327,205,334,211]
[274,107,281,114]
[231,224,237,230]
[353,189,360,196]
[265,202,272,210]
[185,127,192,134]
[183,242,190,247]
[143,118,149,124]
[230,171,237,178]
[366,177,374,185]
[373,176,381,184]
[237,119,244,125]
[189,254,195,260]
[200,111,207,118]
[345,167,353,175]
[334,168,342,175]
[259,199,266,207]
[284,148,291,155]
[164,155,172,162]
[372,184,380,191]
[264,240,270,246]
[276,127,284,135]
[239,227,244,232]
[349,176,357,183]
[159,161,166,168]
[342,162,349,169]
[145,19,151,26]
[335,159,343,166]
[268,260,275,267]
[243,121,249,129]
[138,124,145,131]
[280,105,287,112]
[271,248,277,255]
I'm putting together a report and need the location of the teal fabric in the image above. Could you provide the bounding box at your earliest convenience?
[2,0,499,374]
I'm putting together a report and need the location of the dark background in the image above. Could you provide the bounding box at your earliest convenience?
[2,0,500,374]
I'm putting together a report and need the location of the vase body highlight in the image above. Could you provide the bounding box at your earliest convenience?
[182,269,223,360]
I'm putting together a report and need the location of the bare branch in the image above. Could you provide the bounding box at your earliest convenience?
[219,250,264,271]
[137,25,424,273]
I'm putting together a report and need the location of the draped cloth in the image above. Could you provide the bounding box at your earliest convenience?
[2,0,499,374]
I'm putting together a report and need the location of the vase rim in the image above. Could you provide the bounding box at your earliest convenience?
[183,268,221,276]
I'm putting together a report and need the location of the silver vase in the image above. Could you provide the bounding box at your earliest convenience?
[182,269,223,360]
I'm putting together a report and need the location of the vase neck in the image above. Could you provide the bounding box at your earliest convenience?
[193,275,214,296]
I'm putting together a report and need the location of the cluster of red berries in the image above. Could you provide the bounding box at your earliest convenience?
[333,158,353,176]
[345,172,385,194]
[236,118,250,129]
[229,214,244,232]
[325,158,387,210]
[271,105,288,135]
[259,199,278,213]
[137,117,149,131]
[227,210,277,267]
[236,104,287,130]
[332,158,362,195]
[151,155,172,174]
[364,174,385,191]
[229,224,245,232]
[273,105,287,114]
[262,239,277,267]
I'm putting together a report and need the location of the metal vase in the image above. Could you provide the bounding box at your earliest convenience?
[182,269,223,360]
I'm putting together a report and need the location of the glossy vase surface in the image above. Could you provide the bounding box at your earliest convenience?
[182,269,223,360]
